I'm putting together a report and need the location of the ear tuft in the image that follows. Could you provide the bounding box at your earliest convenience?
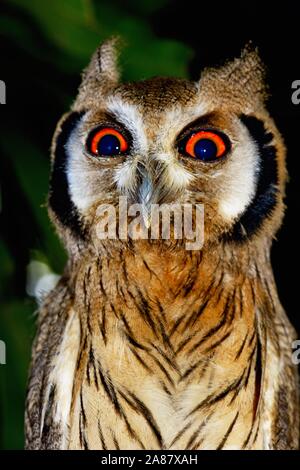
[83,36,121,84]
[238,42,266,91]
[73,37,122,110]
[199,43,267,112]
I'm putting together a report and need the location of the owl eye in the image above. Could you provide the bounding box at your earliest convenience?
[87,127,128,157]
[181,130,229,162]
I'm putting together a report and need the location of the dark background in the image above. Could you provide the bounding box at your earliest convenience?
[0,0,299,449]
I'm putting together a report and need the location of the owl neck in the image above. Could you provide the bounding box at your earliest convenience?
[72,239,274,342]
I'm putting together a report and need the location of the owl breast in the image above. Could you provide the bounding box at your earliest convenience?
[55,248,264,450]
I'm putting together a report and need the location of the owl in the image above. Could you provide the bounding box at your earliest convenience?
[25,38,299,450]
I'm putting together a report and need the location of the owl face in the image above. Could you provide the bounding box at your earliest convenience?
[49,40,286,254]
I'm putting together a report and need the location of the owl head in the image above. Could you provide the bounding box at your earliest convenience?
[48,38,286,258]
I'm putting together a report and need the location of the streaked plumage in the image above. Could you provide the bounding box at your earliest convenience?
[25,39,299,450]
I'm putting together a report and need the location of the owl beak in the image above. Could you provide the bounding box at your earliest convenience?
[141,208,151,229]
[136,162,154,229]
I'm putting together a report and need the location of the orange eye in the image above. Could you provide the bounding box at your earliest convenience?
[87,127,128,157]
[183,130,228,161]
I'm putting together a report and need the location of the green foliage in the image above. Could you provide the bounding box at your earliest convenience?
[8,0,191,78]
[0,0,191,449]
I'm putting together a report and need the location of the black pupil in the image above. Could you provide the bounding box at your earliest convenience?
[194,138,218,161]
[98,134,121,156]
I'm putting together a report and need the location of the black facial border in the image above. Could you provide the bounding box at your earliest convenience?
[48,111,86,239]
[225,114,279,242]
